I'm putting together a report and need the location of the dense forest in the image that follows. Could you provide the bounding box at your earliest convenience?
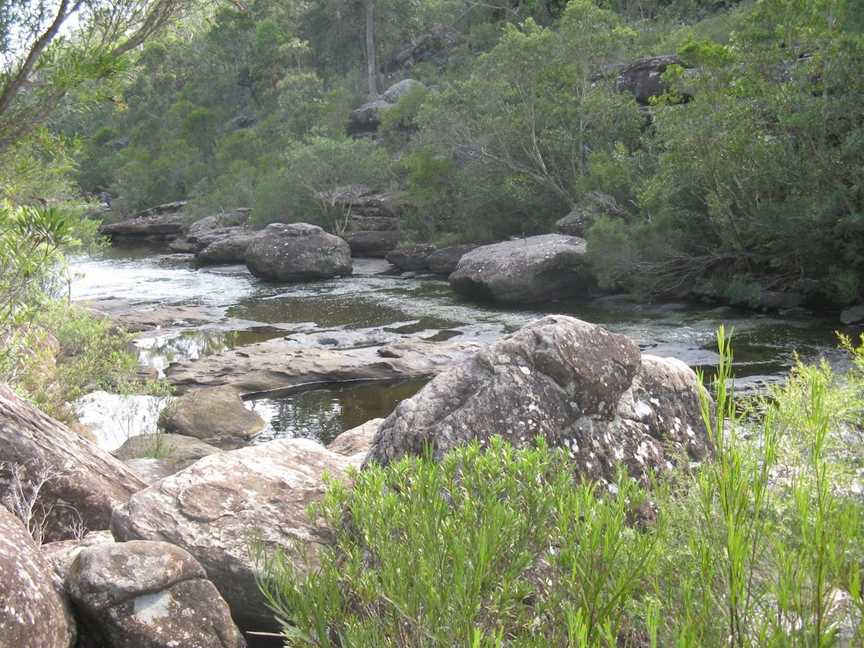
[3,0,863,306]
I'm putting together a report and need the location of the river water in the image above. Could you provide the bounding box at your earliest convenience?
[70,246,850,444]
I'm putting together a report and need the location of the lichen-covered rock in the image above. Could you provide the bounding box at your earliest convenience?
[365,316,709,484]
[0,505,76,648]
[327,418,383,457]
[159,387,265,449]
[115,434,221,484]
[67,540,244,648]
[449,235,592,304]
[111,439,360,627]
[42,530,116,583]
[245,223,352,282]
[0,386,146,542]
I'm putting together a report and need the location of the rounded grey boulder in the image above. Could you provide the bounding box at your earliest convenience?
[245,223,352,281]
[449,234,591,303]
[67,540,244,648]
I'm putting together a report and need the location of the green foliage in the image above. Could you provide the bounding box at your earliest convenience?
[253,137,394,228]
[259,332,864,646]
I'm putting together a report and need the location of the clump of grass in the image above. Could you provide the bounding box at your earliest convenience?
[258,329,864,647]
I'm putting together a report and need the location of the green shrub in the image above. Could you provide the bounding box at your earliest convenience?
[259,330,864,647]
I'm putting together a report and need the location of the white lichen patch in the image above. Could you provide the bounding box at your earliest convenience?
[133,591,173,624]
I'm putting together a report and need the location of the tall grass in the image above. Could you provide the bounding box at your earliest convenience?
[258,330,864,647]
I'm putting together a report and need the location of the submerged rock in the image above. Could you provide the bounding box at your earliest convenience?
[245,223,352,282]
[365,315,708,484]
[449,235,592,304]
[111,439,360,628]
[0,386,146,542]
[158,386,266,449]
[841,304,864,325]
[166,337,485,395]
[0,505,76,648]
[67,540,244,648]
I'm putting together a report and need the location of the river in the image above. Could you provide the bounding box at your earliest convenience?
[69,246,850,447]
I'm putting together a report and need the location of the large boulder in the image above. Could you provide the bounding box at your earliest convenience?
[99,202,189,244]
[196,231,264,265]
[245,223,352,282]
[383,78,426,103]
[386,244,436,272]
[616,55,685,105]
[320,185,402,257]
[158,387,266,449]
[348,98,394,134]
[449,235,592,304]
[0,505,76,648]
[111,439,360,627]
[67,541,244,648]
[0,386,146,542]
[426,244,478,276]
[365,316,709,484]
[182,209,253,255]
[347,80,426,135]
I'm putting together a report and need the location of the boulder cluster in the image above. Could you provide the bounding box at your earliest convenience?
[1,314,709,645]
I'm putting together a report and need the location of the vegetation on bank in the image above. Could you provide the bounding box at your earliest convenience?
[34,0,861,305]
[258,332,864,646]
[0,203,168,420]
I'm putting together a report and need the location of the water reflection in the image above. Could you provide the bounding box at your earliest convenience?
[249,379,427,445]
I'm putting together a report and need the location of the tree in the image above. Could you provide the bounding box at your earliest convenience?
[0,0,188,153]
[365,0,378,97]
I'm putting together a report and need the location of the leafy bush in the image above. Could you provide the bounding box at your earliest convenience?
[252,137,394,229]
[259,330,864,646]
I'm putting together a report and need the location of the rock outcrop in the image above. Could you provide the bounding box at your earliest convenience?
[616,55,685,105]
[449,235,592,304]
[173,209,252,254]
[555,192,626,238]
[426,244,478,276]
[365,316,709,484]
[99,202,189,244]
[245,223,352,282]
[158,387,266,449]
[67,540,244,648]
[0,386,146,542]
[196,231,264,265]
[166,337,485,395]
[348,79,427,135]
[111,439,360,627]
[0,505,76,648]
[386,244,436,272]
[321,185,401,257]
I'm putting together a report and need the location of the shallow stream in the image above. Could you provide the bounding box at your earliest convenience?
[71,246,852,444]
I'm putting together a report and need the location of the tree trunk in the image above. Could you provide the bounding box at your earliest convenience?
[365,0,379,98]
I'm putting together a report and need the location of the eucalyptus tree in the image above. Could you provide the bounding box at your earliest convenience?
[0,0,188,152]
